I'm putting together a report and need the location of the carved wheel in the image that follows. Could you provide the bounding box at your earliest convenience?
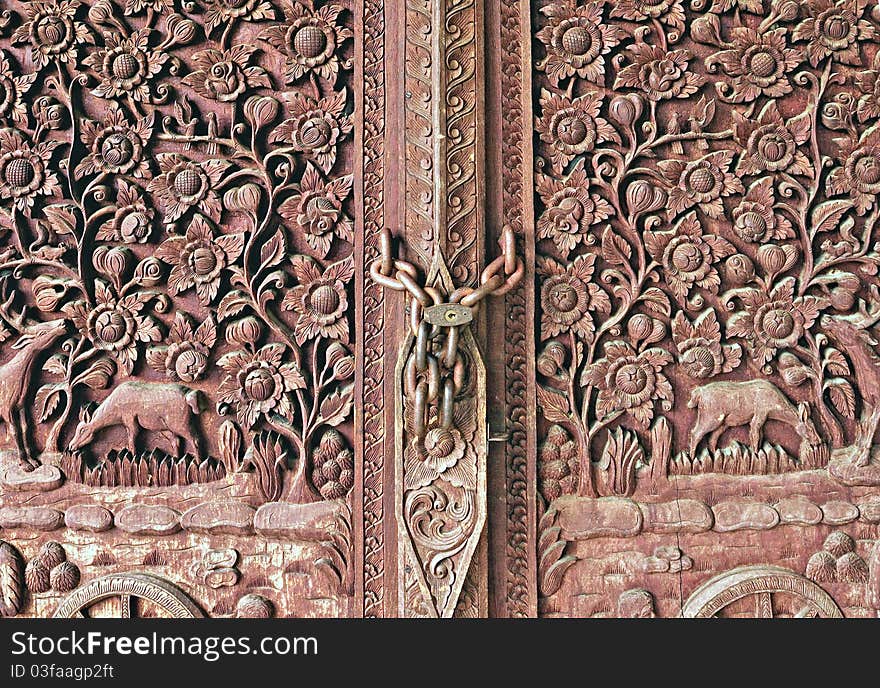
[682,565,843,619]
[53,573,204,619]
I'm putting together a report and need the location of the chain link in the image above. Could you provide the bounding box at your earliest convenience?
[369,226,523,440]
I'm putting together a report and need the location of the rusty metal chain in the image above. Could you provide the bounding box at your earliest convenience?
[369,226,524,440]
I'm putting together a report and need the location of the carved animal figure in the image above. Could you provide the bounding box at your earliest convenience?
[68,382,206,460]
[0,317,67,468]
[687,380,820,458]
[821,313,880,466]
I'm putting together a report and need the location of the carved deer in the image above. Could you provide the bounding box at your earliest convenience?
[821,310,880,466]
[68,382,206,461]
[0,300,67,469]
[687,380,820,458]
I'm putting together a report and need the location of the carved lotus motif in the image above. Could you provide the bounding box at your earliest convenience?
[731,178,794,243]
[11,0,94,70]
[709,27,801,104]
[671,309,741,379]
[97,181,154,244]
[659,150,744,220]
[0,129,61,213]
[645,211,735,303]
[147,154,230,222]
[272,89,352,174]
[535,0,621,86]
[536,159,613,256]
[201,0,276,35]
[147,312,216,383]
[793,0,876,67]
[155,215,245,305]
[259,0,352,85]
[82,29,167,102]
[609,0,685,32]
[218,344,306,428]
[727,277,825,365]
[536,89,620,172]
[733,101,813,177]
[75,106,153,179]
[182,46,272,102]
[538,254,610,342]
[404,401,477,491]
[0,51,36,127]
[278,163,353,258]
[614,42,704,102]
[584,340,673,429]
[827,124,880,215]
[282,255,352,345]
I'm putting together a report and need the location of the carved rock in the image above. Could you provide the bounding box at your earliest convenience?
[858,498,880,524]
[0,507,64,531]
[116,505,181,536]
[181,501,255,536]
[1,463,64,492]
[820,501,860,526]
[64,505,113,533]
[254,501,344,541]
[776,497,823,526]
[829,451,880,486]
[555,496,642,540]
[639,499,713,534]
[712,501,779,533]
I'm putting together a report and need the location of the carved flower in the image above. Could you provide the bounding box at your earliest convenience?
[535,0,621,86]
[827,124,880,215]
[709,0,763,12]
[536,89,620,173]
[538,254,610,342]
[733,101,812,177]
[538,424,579,503]
[311,428,353,499]
[155,215,245,305]
[404,404,477,490]
[11,0,94,70]
[645,211,735,303]
[202,0,276,35]
[671,309,741,379]
[218,344,306,428]
[65,282,162,375]
[731,178,794,243]
[282,255,352,345]
[614,42,704,102]
[75,106,152,179]
[182,45,271,102]
[584,340,673,429]
[147,153,230,222]
[259,0,352,85]
[658,150,744,219]
[82,29,167,102]
[147,312,216,383]
[278,163,353,257]
[0,128,61,212]
[609,0,685,33]
[97,181,154,243]
[793,0,876,67]
[536,159,613,257]
[710,28,802,104]
[727,277,824,365]
[272,89,352,174]
[0,51,36,127]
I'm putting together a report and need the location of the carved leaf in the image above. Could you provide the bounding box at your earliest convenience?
[823,348,850,376]
[260,229,287,270]
[811,200,852,235]
[34,384,63,423]
[536,385,571,424]
[217,290,251,322]
[76,358,116,390]
[601,226,631,266]
[825,378,856,419]
[318,385,354,427]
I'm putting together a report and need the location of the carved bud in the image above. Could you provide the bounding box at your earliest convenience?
[779,353,810,386]
[25,559,50,593]
[537,340,567,377]
[723,254,755,286]
[236,594,274,618]
[49,561,80,592]
[218,420,242,473]
[608,94,642,128]
[226,316,263,348]
[87,0,114,24]
[627,314,665,347]
[625,180,666,217]
[772,0,800,21]
[821,94,856,132]
[33,96,67,131]
[829,287,856,311]
[224,183,262,216]
[326,342,355,381]
[32,275,69,312]
[244,96,280,130]
[167,13,198,44]
[38,541,66,570]
[93,245,132,282]
[691,13,722,46]
[757,244,798,277]
[133,257,164,287]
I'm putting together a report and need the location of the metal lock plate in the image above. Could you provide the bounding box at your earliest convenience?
[423,303,473,327]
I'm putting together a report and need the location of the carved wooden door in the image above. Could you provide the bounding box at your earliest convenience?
[2,0,880,620]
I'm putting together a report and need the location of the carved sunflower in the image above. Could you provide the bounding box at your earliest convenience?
[733,101,812,177]
[614,42,704,102]
[0,50,36,127]
[182,45,272,102]
[82,29,167,102]
[658,150,744,220]
[827,124,880,215]
[155,215,245,305]
[278,163,353,258]
[97,181,154,244]
[272,89,352,174]
[281,254,352,345]
[259,0,352,85]
[537,253,610,342]
[793,0,876,67]
[11,0,94,70]
[147,312,216,383]
[147,153,230,222]
[75,106,152,180]
[535,0,621,86]
[671,308,741,379]
[0,128,62,213]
